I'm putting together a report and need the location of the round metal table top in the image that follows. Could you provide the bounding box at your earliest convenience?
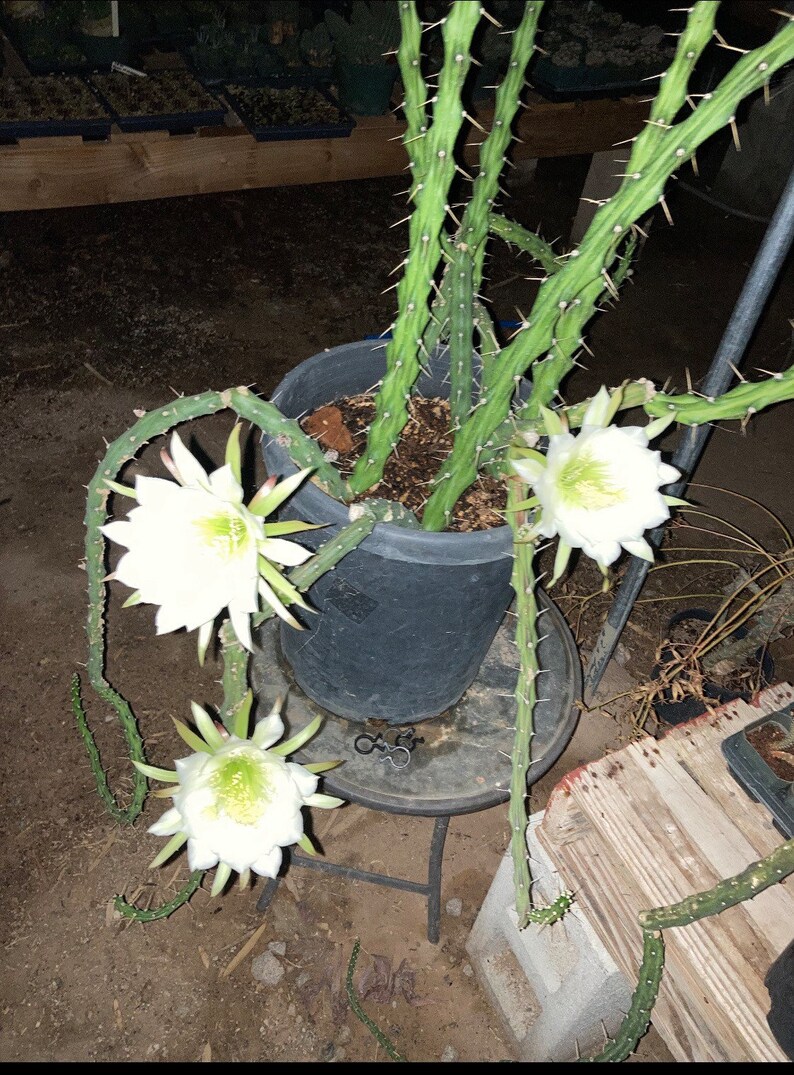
[250,594,581,818]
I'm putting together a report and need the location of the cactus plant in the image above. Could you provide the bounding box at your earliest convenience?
[76,5,794,1019]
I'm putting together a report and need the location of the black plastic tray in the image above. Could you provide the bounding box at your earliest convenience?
[722,702,794,838]
[529,54,662,101]
[0,76,113,141]
[86,74,227,134]
[222,82,354,142]
[0,115,112,140]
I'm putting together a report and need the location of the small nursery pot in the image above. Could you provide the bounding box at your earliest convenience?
[261,340,577,725]
[334,61,398,115]
[651,607,775,726]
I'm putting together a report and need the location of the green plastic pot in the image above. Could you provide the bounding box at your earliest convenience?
[334,60,398,116]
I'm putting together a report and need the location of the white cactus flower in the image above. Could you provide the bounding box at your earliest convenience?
[134,695,343,896]
[511,386,682,585]
[102,428,321,660]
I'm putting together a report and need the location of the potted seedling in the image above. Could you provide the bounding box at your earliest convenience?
[73,1,130,66]
[325,0,400,115]
[0,73,111,137]
[300,22,335,83]
[88,69,226,133]
[224,81,353,140]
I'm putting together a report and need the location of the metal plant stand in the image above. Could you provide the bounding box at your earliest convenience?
[250,594,581,943]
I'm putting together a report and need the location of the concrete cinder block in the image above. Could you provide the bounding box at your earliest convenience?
[466,811,632,1062]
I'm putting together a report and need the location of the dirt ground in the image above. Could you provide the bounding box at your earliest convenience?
[1,157,792,1064]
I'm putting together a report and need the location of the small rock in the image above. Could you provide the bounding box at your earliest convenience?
[251,952,285,987]
[462,963,474,978]
[267,940,287,957]
[445,897,463,917]
[336,1026,351,1045]
[441,1045,459,1062]
[335,1048,347,1061]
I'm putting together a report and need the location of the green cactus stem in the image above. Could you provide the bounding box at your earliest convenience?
[526,889,574,926]
[640,837,794,931]
[579,929,665,1063]
[252,515,377,627]
[348,2,481,495]
[113,871,205,922]
[397,0,427,196]
[419,14,794,529]
[228,386,349,499]
[488,212,560,276]
[644,365,794,425]
[448,240,474,429]
[346,938,407,1062]
[506,476,542,928]
[423,4,545,358]
[218,619,249,733]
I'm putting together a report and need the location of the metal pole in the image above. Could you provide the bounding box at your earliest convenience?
[584,160,794,701]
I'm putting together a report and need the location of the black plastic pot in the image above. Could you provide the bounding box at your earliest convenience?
[722,702,793,838]
[652,607,775,725]
[261,340,570,725]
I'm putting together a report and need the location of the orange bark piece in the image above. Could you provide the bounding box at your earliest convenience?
[303,405,354,453]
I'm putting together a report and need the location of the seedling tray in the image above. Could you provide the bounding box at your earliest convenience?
[0,76,112,140]
[87,72,226,133]
[530,55,657,101]
[222,81,354,142]
[722,702,794,838]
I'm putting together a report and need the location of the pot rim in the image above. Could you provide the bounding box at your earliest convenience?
[264,339,517,564]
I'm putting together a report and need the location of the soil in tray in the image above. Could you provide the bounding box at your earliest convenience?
[89,71,222,117]
[0,76,107,122]
[226,83,346,128]
[746,723,794,782]
[301,394,506,533]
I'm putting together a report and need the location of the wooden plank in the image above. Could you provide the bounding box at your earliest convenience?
[537,684,794,1063]
[0,95,649,213]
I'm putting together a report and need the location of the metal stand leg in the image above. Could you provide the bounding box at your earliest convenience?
[254,814,453,944]
[255,874,281,914]
[427,815,450,945]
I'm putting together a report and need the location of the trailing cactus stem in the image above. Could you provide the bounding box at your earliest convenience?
[218,619,249,733]
[348,2,480,495]
[114,871,204,922]
[645,365,794,425]
[640,838,794,931]
[252,515,376,628]
[77,386,346,824]
[579,930,665,1063]
[346,939,406,1062]
[506,477,540,928]
[228,387,349,500]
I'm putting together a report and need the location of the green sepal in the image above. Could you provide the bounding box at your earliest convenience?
[231,689,254,740]
[506,496,540,513]
[225,423,243,485]
[104,478,137,499]
[258,556,313,612]
[270,714,323,757]
[663,495,689,507]
[172,716,213,755]
[210,861,232,898]
[149,831,188,870]
[550,540,572,587]
[540,406,565,436]
[264,520,326,537]
[645,412,676,440]
[122,590,143,608]
[297,832,317,856]
[190,701,226,751]
[304,759,342,774]
[132,760,179,783]
[249,467,313,517]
